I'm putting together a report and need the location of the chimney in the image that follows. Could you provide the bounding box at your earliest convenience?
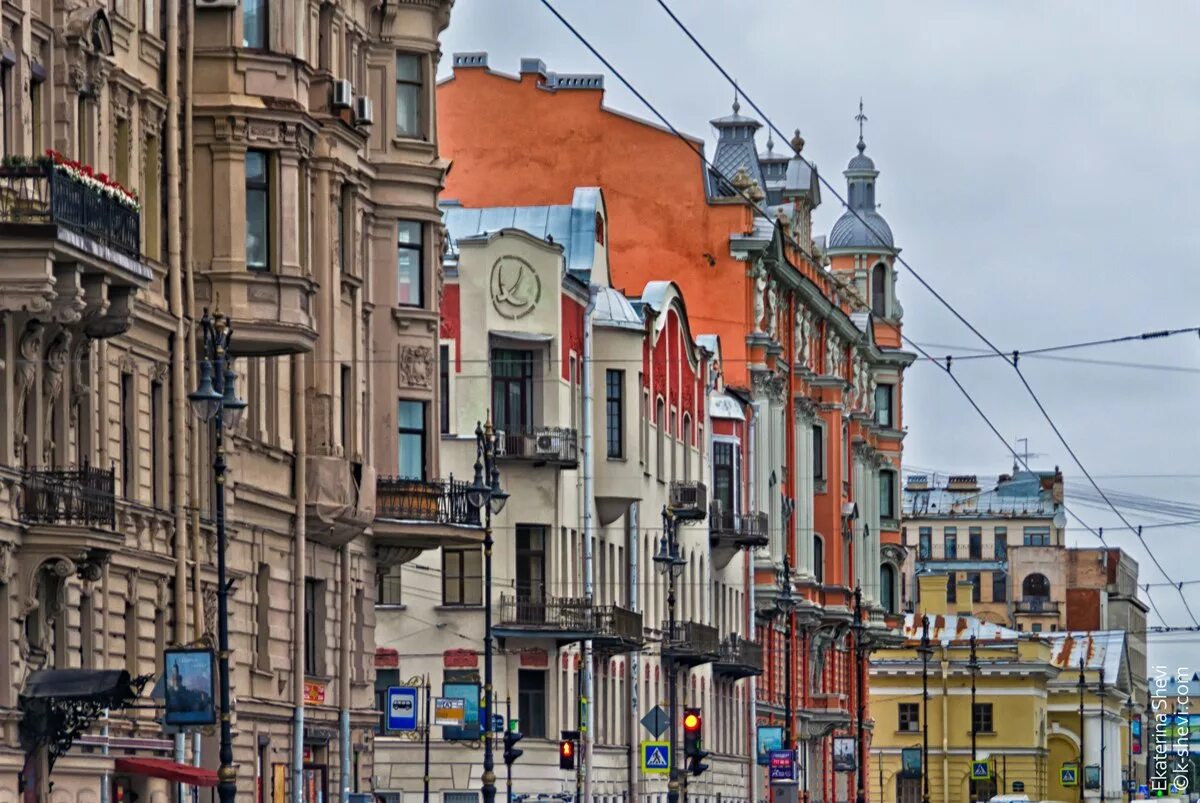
[905,474,929,491]
[1052,467,1064,505]
[956,579,976,617]
[452,52,489,70]
[946,474,979,491]
[519,57,547,79]
[917,572,949,618]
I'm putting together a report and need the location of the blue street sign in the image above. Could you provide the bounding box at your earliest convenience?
[493,714,505,733]
[386,686,418,732]
[768,750,795,781]
[641,741,671,773]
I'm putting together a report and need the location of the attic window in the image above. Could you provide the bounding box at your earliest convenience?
[595,212,604,246]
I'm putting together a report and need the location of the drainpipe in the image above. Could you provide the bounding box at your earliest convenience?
[747,403,759,802]
[183,0,202,647]
[340,545,352,803]
[294,357,308,803]
[582,285,598,803]
[940,647,950,803]
[628,501,640,801]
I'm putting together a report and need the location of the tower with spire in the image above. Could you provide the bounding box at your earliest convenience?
[827,100,902,329]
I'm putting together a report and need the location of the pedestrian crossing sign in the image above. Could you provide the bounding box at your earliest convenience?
[1061,763,1078,787]
[641,741,671,774]
[971,760,991,780]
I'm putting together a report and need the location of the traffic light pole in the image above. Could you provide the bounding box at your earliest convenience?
[969,635,978,802]
[853,587,866,803]
[918,615,931,803]
[506,697,513,803]
[1079,654,1085,803]
[663,510,681,803]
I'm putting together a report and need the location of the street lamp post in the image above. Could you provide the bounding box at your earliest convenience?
[853,586,867,803]
[917,614,932,803]
[466,419,508,803]
[776,557,796,751]
[187,309,247,803]
[655,506,686,803]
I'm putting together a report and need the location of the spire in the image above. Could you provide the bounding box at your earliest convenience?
[732,84,741,116]
[855,97,868,154]
[765,133,775,156]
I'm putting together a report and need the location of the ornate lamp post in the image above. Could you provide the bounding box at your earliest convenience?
[187,308,247,803]
[776,557,797,750]
[655,506,686,803]
[466,419,507,803]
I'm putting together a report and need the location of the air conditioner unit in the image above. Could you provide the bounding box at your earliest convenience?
[353,95,374,126]
[331,79,354,109]
[195,0,238,8]
[535,433,559,455]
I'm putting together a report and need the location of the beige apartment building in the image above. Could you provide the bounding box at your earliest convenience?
[0,0,460,801]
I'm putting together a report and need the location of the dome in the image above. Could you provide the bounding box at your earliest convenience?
[828,209,894,250]
[847,151,876,172]
[592,285,643,331]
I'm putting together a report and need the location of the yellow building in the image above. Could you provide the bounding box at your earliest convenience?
[869,574,1134,802]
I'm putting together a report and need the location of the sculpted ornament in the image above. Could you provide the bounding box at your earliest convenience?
[766,277,779,341]
[397,345,435,389]
[751,260,767,334]
[15,321,45,463]
[850,357,863,409]
[866,376,877,418]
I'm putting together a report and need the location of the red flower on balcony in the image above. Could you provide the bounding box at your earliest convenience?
[43,149,140,211]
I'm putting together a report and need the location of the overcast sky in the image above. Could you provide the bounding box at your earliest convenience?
[441,1,1200,672]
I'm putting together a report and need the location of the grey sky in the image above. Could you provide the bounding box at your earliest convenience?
[441,1,1200,671]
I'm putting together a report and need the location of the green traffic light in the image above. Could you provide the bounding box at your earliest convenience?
[508,719,519,733]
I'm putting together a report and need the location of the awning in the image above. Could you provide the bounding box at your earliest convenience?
[114,758,218,787]
[23,669,135,700]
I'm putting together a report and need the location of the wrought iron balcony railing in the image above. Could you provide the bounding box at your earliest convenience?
[661,619,720,664]
[497,595,594,633]
[912,543,1007,562]
[594,604,644,650]
[374,476,481,527]
[668,481,707,521]
[21,463,116,528]
[1015,597,1060,614]
[713,634,763,678]
[709,501,769,548]
[495,427,579,466]
[0,163,140,257]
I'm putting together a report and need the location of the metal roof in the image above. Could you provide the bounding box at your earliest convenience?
[592,285,643,331]
[828,209,894,250]
[900,613,1021,645]
[1046,630,1127,685]
[903,471,1063,519]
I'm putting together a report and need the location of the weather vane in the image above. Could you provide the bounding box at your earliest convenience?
[855,97,868,150]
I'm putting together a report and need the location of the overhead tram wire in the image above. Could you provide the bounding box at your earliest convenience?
[646,0,1200,628]
[914,326,1200,363]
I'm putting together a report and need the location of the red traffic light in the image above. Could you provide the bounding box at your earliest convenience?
[560,741,574,758]
[683,711,701,732]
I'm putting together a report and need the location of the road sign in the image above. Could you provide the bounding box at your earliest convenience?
[641,741,670,774]
[434,697,465,726]
[971,760,991,780]
[641,705,669,738]
[768,750,795,781]
[1060,763,1078,787]
[1137,784,1148,797]
[386,686,418,732]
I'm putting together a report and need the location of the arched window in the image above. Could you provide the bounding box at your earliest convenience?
[1022,573,1051,600]
[880,564,897,614]
[813,534,825,584]
[655,397,665,481]
[871,263,888,317]
[682,413,692,481]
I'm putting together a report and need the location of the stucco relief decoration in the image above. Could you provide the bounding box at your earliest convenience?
[61,5,115,95]
[42,332,72,464]
[823,331,839,377]
[490,256,541,320]
[794,397,818,425]
[766,276,779,341]
[866,375,877,418]
[14,321,45,463]
[0,542,14,584]
[397,345,435,389]
[750,260,767,334]
[801,309,814,368]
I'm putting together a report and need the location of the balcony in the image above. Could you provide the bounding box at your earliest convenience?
[0,160,151,337]
[709,501,768,569]
[668,481,707,522]
[305,457,375,548]
[196,269,317,357]
[373,477,483,566]
[713,635,763,679]
[1015,598,1060,615]
[661,620,720,666]
[912,542,1007,571]
[20,464,121,549]
[495,427,578,468]
[495,595,596,644]
[593,604,645,653]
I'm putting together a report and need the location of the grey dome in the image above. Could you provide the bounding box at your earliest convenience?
[828,209,893,250]
[847,151,876,172]
[592,285,643,331]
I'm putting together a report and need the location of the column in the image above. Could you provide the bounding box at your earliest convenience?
[853,455,865,590]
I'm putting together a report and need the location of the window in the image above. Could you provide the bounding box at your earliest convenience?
[969,527,982,559]
[881,564,897,615]
[638,381,647,467]
[946,572,956,602]
[304,578,323,676]
[492,350,534,435]
[813,535,824,584]
[397,400,426,480]
[443,548,483,606]
[713,441,735,513]
[681,413,691,481]
[150,379,163,508]
[655,398,665,482]
[77,96,95,165]
[879,470,895,519]
[1022,573,1050,600]
[518,669,547,739]
[121,372,135,497]
[243,0,267,48]
[245,150,270,271]
[515,526,546,604]
[440,345,451,435]
[397,221,423,306]
[874,383,893,428]
[918,527,932,560]
[944,527,957,559]
[341,365,352,455]
[967,572,981,603]
[898,702,919,732]
[972,703,994,734]
[395,53,423,138]
[992,571,1007,603]
[339,184,353,273]
[812,423,824,481]
[375,668,400,734]
[994,527,1008,559]
[30,68,44,155]
[1031,623,1043,633]
[0,62,10,156]
[872,263,888,317]
[378,566,403,606]
[1023,526,1050,546]
[256,564,271,671]
[606,369,624,458]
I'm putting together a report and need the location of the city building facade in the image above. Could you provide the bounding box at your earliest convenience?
[434,54,914,803]
[0,0,457,800]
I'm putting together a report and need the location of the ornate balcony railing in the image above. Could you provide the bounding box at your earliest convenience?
[709,501,768,548]
[912,543,1007,563]
[21,463,116,528]
[661,619,720,664]
[1015,597,1060,614]
[0,163,140,257]
[497,595,594,633]
[495,427,578,466]
[668,481,707,521]
[374,476,480,527]
[713,634,763,678]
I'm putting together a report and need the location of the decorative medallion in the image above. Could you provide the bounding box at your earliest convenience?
[489,255,540,319]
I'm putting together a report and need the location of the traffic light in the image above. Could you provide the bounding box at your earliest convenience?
[683,708,709,776]
[504,720,524,766]
[559,732,577,770]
